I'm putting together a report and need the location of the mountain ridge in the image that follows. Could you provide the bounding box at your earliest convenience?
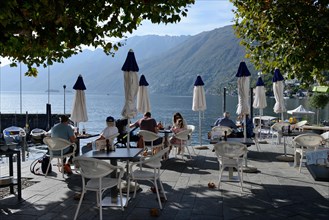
[0,25,256,95]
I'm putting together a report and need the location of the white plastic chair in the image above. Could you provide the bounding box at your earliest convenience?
[211,126,232,140]
[213,142,248,192]
[171,129,192,160]
[73,156,125,220]
[270,122,290,145]
[126,147,169,209]
[293,133,324,172]
[252,125,261,152]
[293,120,307,131]
[320,131,329,147]
[138,130,164,155]
[43,137,76,178]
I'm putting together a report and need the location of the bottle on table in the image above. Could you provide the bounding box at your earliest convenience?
[106,139,110,152]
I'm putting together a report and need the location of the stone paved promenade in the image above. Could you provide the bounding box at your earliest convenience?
[1,140,329,219]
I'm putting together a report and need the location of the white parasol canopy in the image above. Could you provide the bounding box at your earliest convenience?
[71,75,88,128]
[253,74,267,138]
[236,61,251,139]
[253,75,267,110]
[137,74,151,114]
[121,49,139,119]
[287,105,315,115]
[192,75,207,146]
[272,68,286,121]
[236,62,251,117]
[121,49,139,148]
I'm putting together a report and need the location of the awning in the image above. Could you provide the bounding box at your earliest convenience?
[312,86,329,93]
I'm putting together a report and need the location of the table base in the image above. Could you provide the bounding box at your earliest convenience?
[102,196,127,207]
[121,181,140,193]
[242,165,258,173]
[276,154,294,162]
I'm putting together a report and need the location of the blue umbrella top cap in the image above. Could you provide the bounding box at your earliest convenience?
[73,75,86,90]
[236,61,251,77]
[272,68,284,82]
[121,50,139,72]
[139,74,149,86]
[256,77,265,86]
[194,75,204,86]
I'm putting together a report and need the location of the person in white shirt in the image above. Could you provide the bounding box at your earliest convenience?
[97,116,119,142]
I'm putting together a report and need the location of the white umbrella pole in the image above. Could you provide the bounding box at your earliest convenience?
[259,109,263,139]
[243,114,247,141]
[127,119,130,149]
[199,111,202,146]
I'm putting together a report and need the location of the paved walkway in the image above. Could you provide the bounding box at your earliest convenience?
[1,139,329,219]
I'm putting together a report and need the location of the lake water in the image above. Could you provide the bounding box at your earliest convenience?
[0,91,328,146]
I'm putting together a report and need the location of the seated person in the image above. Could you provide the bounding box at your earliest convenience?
[96,116,119,143]
[130,112,163,151]
[172,112,187,129]
[214,112,238,130]
[50,115,76,153]
[49,115,76,173]
[170,118,187,154]
[214,112,241,137]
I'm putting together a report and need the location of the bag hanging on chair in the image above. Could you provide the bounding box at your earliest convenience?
[30,154,52,175]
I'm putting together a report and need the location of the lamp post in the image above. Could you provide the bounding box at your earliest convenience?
[63,85,66,114]
[223,87,226,113]
[20,62,22,114]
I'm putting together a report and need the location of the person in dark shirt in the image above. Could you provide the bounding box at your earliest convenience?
[214,112,238,130]
[130,112,163,147]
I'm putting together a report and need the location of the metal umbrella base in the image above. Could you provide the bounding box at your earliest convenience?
[121,180,140,193]
[276,154,294,162]
[242,165,258,173]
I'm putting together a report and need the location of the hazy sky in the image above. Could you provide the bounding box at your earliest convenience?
[0,0,234,66]
[129,0,234,36]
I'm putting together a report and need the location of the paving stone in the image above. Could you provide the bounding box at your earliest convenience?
[1,140,328,219]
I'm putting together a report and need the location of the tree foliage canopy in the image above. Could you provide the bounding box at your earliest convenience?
[231,0,329,86]
[0,0,194,76]
[309,93,329,109]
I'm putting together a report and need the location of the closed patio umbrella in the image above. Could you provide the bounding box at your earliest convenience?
[137,74,151,114]
[273,69,292,161]
[192,75,207,147]
[253,74,267,138]
[235,62,258,173]
[236,61,251,139]
[273,68,286,121]
[71,74,88,130]
[121,49,139,148]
